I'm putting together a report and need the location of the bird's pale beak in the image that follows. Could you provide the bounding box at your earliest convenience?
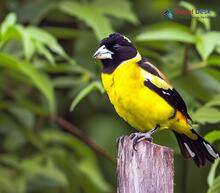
[93,45,114,60]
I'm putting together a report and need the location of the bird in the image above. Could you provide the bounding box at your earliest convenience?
[93,32,219,167]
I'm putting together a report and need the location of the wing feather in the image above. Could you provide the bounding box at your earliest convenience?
[138,58,192,121]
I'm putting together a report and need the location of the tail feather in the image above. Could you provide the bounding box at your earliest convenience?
[173,129,219,167]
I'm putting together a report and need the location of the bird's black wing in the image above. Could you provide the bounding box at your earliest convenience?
[138,58,192,121]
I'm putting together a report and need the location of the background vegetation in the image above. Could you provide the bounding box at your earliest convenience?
[0,0,220,193]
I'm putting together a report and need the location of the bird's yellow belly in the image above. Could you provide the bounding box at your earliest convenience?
[101,62,175,132]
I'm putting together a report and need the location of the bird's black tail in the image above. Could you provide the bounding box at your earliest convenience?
[173,129,219,167]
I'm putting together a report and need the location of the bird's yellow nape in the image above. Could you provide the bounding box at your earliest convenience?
[120,52,142,65]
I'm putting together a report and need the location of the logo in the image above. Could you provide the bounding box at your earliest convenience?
[163,9,174,19]
[163,8,213,19]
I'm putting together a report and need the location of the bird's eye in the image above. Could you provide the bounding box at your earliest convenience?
[113,44,121,50]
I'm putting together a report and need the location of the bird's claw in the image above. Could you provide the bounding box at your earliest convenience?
[130,132,153,151]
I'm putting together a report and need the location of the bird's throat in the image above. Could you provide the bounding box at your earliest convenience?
[102,59,119,74]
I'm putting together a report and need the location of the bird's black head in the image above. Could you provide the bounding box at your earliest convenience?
[93,33,138,73]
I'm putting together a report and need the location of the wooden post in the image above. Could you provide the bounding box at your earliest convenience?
[117,136,174,193]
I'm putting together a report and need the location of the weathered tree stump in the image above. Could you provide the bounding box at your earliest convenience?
[117,136,174,193]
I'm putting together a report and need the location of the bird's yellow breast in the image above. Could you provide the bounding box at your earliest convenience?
[101,57,175,132]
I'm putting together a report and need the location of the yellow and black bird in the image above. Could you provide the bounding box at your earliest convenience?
[93,33,219,167]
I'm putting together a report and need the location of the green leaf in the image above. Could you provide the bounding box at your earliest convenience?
[179,1,195,10]
[192,106,220,124]
[0,14,69,64]
[205,131,220,144]
[59,2,112,40]
[208,175,220,193]
[43,27,81,39]
[21,156,68,186]
[40,130,95,160]
[78,159,111,192]
[0,167,17,193]
[26,27,56,45]
[21,30,36,61]
[205,68,220,86]
[41,130,111,192]
[196,35,215,61]
[136,22,195,43]
[0,24,23,48]
[194,13,216,31]
[53,76,84,88]
[59,0,138,40]
[208,159,220,187]
[17,0,56,25]
[175,70,220,102]
[93,0,138,24]
[45,147,81,193]
[70,81,104,111]
[216,46,220,54]
[206,96,220,107]
[35,40,55,64]
[207,56,220,67]
[0,53,55,114]
[15,175,26,193]
[26,26,69,61]
[0,13,17,35]
[196,32,220,61]
[9,106,35,129]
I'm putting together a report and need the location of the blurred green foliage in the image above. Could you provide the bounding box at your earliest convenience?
[0,0,220,193]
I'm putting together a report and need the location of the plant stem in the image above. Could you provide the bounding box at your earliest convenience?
[53,115,116,164]
[3,86,113,163]
[187,61,207,71]
[190,18,197,32]
[181,45,189,75]
[170,62,207,79]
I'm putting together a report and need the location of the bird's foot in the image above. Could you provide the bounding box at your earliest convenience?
[130,132,153,151]
[130,125,160,151]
